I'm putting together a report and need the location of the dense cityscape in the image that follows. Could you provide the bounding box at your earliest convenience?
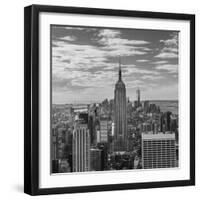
[51,61,179,173]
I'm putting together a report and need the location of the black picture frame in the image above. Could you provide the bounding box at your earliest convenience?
[24,4,195,196]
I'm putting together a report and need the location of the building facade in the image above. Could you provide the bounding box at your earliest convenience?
[90,148,102,171]
[114,59,127,151]
[100,118,108,143]
[72,124,90,172]
[142,133,176,169]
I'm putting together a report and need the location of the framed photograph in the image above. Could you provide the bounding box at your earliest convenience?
[24,4,195,195]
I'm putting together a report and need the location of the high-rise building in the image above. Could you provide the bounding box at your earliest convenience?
[160,111,172,132]
[114,58,127,151]
[51,125,58,161]
[144,100,149,112]
[111,122,115,136]
[90,148,102,171]
[136,88,140,107]
[97,143,108,170]
[72,124,90,172]
[142,133,176,169]
[57,127,67,159]
[96,130,101,144]
[100,117,108,143]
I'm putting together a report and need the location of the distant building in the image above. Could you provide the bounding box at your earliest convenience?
[160,111,172,132]
[51,125,58,161]
[141,122,152,132]
[78,113,88,124]
[114,58,127,151]
[57,127,66,159]
[143,100,149,112]
[142,133,176,169]
[136,88,140,107]
[72,124,90,172]
[88,115,95,144]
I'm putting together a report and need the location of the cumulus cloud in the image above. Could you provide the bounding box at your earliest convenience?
[160,33,178,47]
[155,64,178,73]
[64,27,86,30]
[136,59,149,62]
[98,29,121,38]
[155,32,179,59]
[141,75,163,80]
[59,36,77,41]
[98,29,150,46]
[155,52,178,58]
[151,60,168,64]
[123,64,160,76]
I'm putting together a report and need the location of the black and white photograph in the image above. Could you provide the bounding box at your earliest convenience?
[51,25,179,174]
[23,4,195,195]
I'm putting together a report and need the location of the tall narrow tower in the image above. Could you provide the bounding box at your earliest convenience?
[136,88,140,107]
[114,58,127,152]
[72,124,90,172]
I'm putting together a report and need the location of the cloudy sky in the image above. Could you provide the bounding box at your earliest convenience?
[51,25,178,104]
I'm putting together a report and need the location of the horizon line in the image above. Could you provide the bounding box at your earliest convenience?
[52,99,178,105]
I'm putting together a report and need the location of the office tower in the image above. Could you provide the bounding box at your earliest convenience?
[160,114,165,132]
[144,100,149,112]
[164,111,172,131]
[111,122,115,136]
[88,115,95,144]
[97,143,108,170]
[57,127,66,159]
[136,88,140,107]
[51,125,59,173]
[100,117,108,143]
[160,111,172,132]
[152,122,159,134]
[96,130,101,144]
[90,148,102,171]
[72,124,90,172]
[149,103,159,113]
[170,115,178,132]
[52,160,59,173]
[51,125,58,161]
[142,133,176,169]
[114,58,127,151]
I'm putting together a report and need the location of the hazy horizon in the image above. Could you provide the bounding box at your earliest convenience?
[52,99,178,105]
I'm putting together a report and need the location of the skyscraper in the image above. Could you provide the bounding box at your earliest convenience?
[142,133,176,169]
[100,117,108,143]
[136,88,140,107]
[114,58,127,151]
[72,124,90,172]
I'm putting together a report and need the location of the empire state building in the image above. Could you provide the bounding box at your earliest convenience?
[114,59,127,152]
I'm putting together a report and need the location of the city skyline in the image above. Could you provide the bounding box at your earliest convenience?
[52,25,178,104]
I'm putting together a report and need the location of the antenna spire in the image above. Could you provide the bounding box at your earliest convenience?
[119,56,122,81]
